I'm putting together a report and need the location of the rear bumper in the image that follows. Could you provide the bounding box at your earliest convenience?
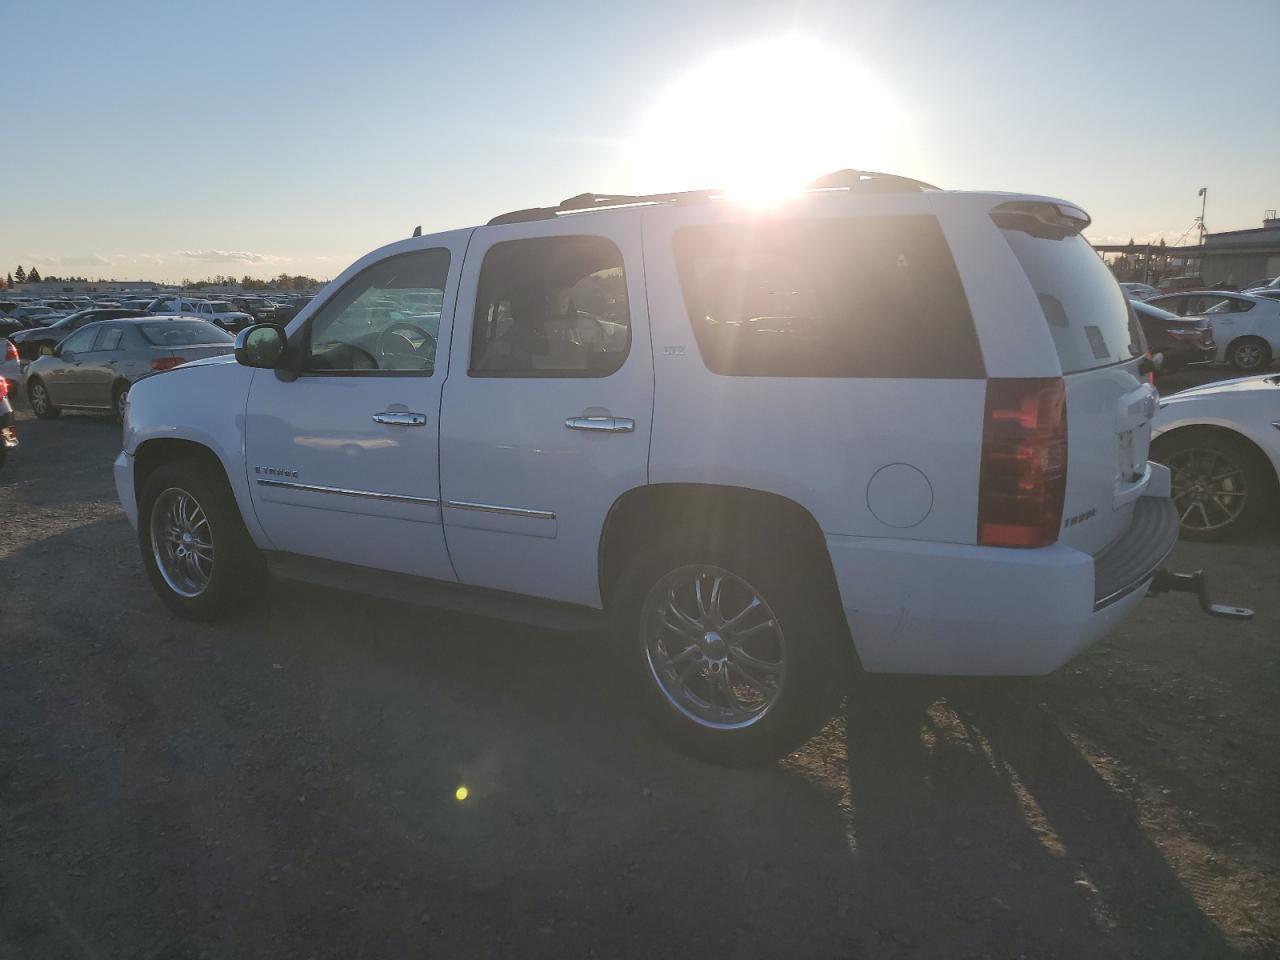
[114,450,138,530]
[827,469,1177,676]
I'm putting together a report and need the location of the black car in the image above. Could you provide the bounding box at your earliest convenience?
[1132,300,1215,373]
[8,307,148,361]
[0,373,16,471]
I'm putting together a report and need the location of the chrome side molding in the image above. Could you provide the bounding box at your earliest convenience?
[255,477,439,507]
[444,499,555,521]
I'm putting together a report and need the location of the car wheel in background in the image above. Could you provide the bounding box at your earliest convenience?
[1226,337,1271,372]
[1153,429,1274,541]
[611,529,847,766]
[138,459,267,620]
[113,383,129,422]
[27,378,60,419]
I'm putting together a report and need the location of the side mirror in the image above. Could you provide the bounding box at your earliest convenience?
[235,324,287,369]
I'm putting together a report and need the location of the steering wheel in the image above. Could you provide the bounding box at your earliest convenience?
[376,323,437,361]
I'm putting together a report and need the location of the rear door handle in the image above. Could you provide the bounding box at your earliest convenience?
[372,411,427,426]
[565,416,635,433]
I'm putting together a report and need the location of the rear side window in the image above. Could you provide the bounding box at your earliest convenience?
[139,321,233,346]
[672,215,982,378]
[998,226,1142,373]
[470,236,630,378]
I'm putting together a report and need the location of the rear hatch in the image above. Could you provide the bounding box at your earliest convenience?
[995,205,1156,556]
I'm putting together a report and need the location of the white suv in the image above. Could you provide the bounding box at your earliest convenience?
[114,171,1184,763]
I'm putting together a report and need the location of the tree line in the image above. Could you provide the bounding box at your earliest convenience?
[3,267,324,291]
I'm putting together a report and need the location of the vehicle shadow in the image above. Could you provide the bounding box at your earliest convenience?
[0,514,1254,959]
[842,678,1243,958]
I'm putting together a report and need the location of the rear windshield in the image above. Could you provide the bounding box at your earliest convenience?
[139,321,232,346]
[999,229,1142,373]
[673,215,983,378]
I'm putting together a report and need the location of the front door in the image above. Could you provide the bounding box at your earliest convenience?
[46,324,102,406]
[439,218,653,607]
[76,323,126,408]
[244,233,470,580]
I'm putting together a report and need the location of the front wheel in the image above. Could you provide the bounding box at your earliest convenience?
[27,378,60,419]
[612,533,847,765]
[138,459,267,620]
[113,383,129,422]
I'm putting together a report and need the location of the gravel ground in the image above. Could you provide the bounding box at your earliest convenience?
[1,403,1277,960]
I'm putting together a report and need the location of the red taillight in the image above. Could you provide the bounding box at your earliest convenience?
[0,376,8,400]
[3,339,16,362]
[977,378,1067,548]
[151,356,186,371]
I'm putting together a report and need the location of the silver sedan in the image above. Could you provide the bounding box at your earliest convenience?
[25,317,234,420]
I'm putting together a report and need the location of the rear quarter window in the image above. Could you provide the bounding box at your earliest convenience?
[672,215,983,378]
[997,227,1142,373]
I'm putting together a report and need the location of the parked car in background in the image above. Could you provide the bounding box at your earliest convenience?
[1132,300,1215,373]
[116,178,1210,764]
[8,307,149,360]
[1,337,26,397]
[1152,374,1280,540]
[146,298,254,332]
[26,318,234,421]
[0,310,28,338]
[1157,275,1204,293]
[1242,277,1279,292]
[0,372,16,472]
[1119,282,1159,301]
[1147,291,1280,371]
[1250,289,1280,303]
[7,305,58,327]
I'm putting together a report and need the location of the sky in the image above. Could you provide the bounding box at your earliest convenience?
[2,0,1277,283]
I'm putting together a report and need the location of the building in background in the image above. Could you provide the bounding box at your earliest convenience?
[1096,211,1280,289]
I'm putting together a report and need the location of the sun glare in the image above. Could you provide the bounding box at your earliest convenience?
[628,36,911,206]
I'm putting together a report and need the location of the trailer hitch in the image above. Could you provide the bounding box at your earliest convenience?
[1148,569,1254,621]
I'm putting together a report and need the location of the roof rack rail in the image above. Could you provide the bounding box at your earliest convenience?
[486,169,938,225]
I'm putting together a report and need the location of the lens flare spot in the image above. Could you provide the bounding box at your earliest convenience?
[455,785,469,802]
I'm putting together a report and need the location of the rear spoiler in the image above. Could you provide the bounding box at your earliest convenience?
[991,200,1091,239]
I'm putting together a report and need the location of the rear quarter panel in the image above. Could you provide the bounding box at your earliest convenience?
[642,194,992,543]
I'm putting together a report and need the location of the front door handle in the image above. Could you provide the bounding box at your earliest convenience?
[565,415,635,433]
[372,411,427,426]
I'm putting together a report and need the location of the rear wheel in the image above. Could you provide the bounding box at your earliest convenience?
[112,382,129,422]
[27,378,59,419]
[138,459,267,620]
[1227,337,1271,371]
[1155,430,1273,540]
[612,530,847,765]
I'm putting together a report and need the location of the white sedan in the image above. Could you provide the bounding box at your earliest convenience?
[1147,291,1280,371]
[1151,374,1280,539]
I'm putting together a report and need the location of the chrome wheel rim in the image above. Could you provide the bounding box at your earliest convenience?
[1234,343,1264,369]
[1168,449,1247,532]
[31,383,47,414]
[641,564,786,730]
[149,487,215,597]
[116,389,128,418]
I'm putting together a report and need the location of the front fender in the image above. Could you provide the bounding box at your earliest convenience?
[124,360,268,546]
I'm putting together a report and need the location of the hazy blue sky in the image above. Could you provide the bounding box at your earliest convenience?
[4,0,1277,282]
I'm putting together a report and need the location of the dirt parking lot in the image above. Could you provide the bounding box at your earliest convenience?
[1,400,1277,960]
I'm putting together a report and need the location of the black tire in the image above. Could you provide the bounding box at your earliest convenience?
[26,378,60,419]
[112,381,130,422]
[138,458,267,620]
[1227,336,1271,372]
[611,528,848,766]
[1153,429,1274,541]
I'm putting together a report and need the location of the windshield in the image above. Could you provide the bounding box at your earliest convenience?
[999,228,1142,373]
[139,321,233,346]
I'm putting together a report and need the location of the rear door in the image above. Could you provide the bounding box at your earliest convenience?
[76,322,126,407]
[438,217,652,607]
[995,214,1155,555]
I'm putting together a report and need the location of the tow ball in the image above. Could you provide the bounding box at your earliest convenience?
[1148,569,1254,621]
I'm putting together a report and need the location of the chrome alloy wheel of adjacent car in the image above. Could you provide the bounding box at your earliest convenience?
[642,564,787,730]
[150,487,215,597]
[1232,341,1266,370]
[1168,448,1248,533]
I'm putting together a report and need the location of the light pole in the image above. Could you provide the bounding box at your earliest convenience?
[1197,186,1207,244]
